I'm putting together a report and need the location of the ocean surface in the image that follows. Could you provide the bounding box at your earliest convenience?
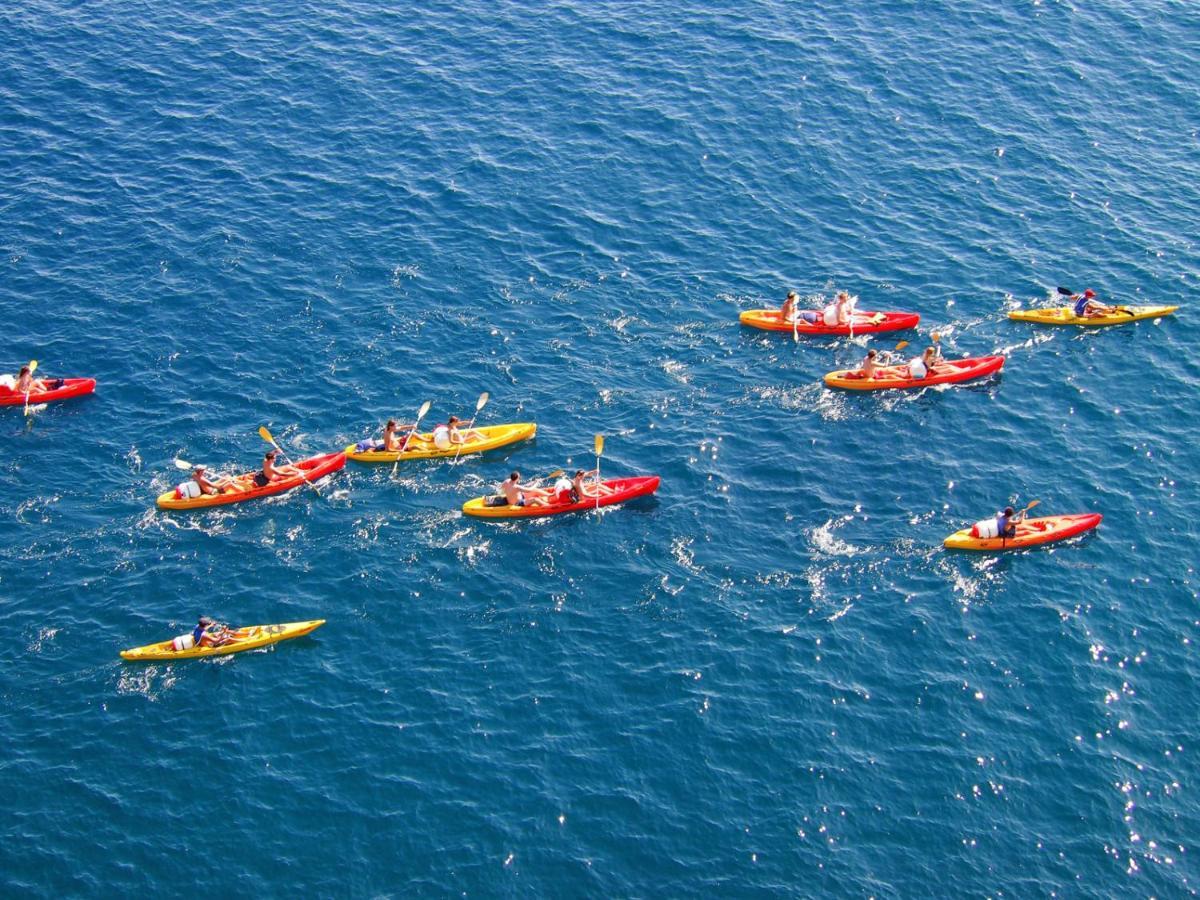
[2,1,1198,895]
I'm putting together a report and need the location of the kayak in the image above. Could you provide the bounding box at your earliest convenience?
[463,475,660,519]
[740,309,920,335]
[825,355,1005,390]
[0,377,96,406]
[1008,305,1177,327]
[944,513,1102,551]
[120,619,326,661]
[345,422,536,462]
[156,451,346,510]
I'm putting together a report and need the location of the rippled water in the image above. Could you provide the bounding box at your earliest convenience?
[2,1,1198,895]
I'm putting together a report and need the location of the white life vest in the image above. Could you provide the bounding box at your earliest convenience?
[822,304,839,326]
[172,633,196,651]
[971,518,1000,539]
[433,425,452,450]
[908,357,928,380]
[0,374,15,390]
[175,479,202,499]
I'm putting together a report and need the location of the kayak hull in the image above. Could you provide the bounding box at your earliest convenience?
[120,620,326,660]
[740,310,920,335]
[944,513,1102,551]
[1008,305,1177,326]
[156,452,346,510]
[0,377,96,406]
[345,422,536,462]
[463,476,660,519]
[825,355,1005,390]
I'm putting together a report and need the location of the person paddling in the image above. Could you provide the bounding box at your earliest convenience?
[907,346,942,380]
[995,505,1027,538]
[254,449,302,487]
[193,616,236,648]
[14,365,48,395]
[501,471,551,507]
[1072,288,1117,319]
[780,290,800,323]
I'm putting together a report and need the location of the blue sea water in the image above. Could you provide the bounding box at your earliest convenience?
[1,0,1198,894]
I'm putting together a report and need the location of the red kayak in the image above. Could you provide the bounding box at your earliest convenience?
[156,451,346,510]
[0,377,96,406]
[463,476,660,519]
[739,309,920,335]
[825,355,1005,390]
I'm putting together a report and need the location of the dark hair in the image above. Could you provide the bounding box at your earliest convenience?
[198,616,214,627]
[509,471,519,481]
[448,415,460,424]
[19,366,30,376]
[866,349,877,359]
[575,469,584,477]
[1003,506,1015,516]
[386,419,396,428]
[265,450,276,459]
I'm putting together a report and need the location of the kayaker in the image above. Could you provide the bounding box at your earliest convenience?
[380,419,408,452]
[995,505,1027,538]
[432,415,481,450]
[190,466,233,496]
[501,471,551,507]
[1073,289,1117,319]
[193,616,235,648]
[780,291,800,322]
[572,468,611,499]
[853,348,894,379]
[14,365,48,395]
[254,449,302,487]
[907,346,942,380]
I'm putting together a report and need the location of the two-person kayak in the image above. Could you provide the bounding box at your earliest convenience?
[0,377,96,406]
[120,620,325,660]
[740,309,920,335]
[944,513,1101,550]
[463,475,660,519]
[346,422,536,463]
[156,451,345,510]
[825,355,1004,390]
[1008,305,1177,327]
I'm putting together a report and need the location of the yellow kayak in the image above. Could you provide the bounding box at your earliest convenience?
[1008,305,1177,326]
[120,620,325,661]
[345,422,536,462]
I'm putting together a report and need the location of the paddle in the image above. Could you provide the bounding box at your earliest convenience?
[1058,285,1132,317]
[593,434,604,511]
[259,425,321,496]
[174,458,198,471]
[882,339,908,365]
[530,468,565,488]
[22,360,37,416]
[392,400,432,477]
[452,392,489,464]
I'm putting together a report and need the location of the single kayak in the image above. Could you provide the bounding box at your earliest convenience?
[156,451,345,510]
[825,355,1005,390]
[0,377,96,406]
[346,422,536,462]
[121,620,326,660]
[463,475,661,519]
[1008,305,1177,327]
[944,513,1102,551]
[740,309,920,335]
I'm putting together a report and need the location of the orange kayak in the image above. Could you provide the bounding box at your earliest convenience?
[156,452,346,510]
[944,513,1102,550]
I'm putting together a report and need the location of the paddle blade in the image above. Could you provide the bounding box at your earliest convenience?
[1056,286,1074,296]
[258,425,276,445]
[174,458,194,471]
[930,332,941,343]
[894,340,909,352]
[1025,499,1041,512]
[546,469,564,480]
[594,434,604,456]
[417,400,432,420]
[28,360,38,374]
[476,391,489,412]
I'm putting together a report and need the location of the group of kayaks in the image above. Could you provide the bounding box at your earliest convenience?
[740,295,1177,391]
[9,290,1175,664]
[740,289,1175,553]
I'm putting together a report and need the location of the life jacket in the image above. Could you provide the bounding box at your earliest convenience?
[908,357,928,380]
[553,477,573,504]
[970,518,1001,539]
[822,304,839,326]
[175,480,202,500]
[1073,296,1090,316]
[172,633,197,652]
[432,424,452,450]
